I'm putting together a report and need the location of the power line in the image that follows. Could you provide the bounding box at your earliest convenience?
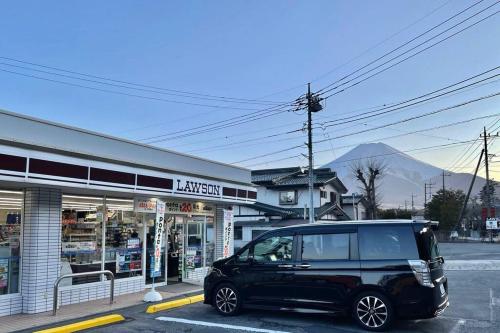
[244,140,477,168]
[143,102,306,144]
[314,92,500,144]
[162,67,500,151]
[188,112,500,155]
[317,0,495,95]
[309,0,453,84]
[320,4,500,98]
[0,56,285,105]
[0,67,291,112]
[232,92,500,165]
[318,67,500,128]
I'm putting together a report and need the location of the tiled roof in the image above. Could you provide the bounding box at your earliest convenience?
[246,202,298,217]
[290,202,351,220]
[251,167,347,193]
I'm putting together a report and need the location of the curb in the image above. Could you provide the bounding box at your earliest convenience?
[33,314,125,333]
[146,294,205,313]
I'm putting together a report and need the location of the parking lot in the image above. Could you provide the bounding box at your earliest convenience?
[66,243,498,333]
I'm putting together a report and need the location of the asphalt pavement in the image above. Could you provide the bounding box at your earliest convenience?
[75,242,500,333]
[27,242,500,333]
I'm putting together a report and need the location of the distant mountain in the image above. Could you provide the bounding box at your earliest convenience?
[323,143,485,208]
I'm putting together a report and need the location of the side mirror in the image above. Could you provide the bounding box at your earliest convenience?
[247,255,255,263]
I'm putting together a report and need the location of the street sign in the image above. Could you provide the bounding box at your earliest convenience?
[486,218,499,230]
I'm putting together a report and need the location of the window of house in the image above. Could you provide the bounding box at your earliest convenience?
[320,191,327,199]
[234,226,243,240]
[252,235,293,263]
[330,192,337,203]
[279,191,297,205]
[0,189,22,295]
[252,229,268,239]
[301,233,349,260]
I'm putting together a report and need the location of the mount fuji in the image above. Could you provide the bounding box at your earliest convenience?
[323,143,485,208]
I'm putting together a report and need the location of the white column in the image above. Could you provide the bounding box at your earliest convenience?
[21,188,62,314]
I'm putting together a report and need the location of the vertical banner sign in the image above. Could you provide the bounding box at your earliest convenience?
[222,209,234,258]
[154,200,166,274]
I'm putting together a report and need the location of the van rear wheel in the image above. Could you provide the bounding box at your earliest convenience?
[213,283,241,316]
[352,291,394,331]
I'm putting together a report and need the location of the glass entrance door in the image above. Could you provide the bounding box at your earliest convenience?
[184,216,205,274]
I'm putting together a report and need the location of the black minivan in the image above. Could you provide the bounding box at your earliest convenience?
[204,220,448,331]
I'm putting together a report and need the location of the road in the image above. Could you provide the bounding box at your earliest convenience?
[27,242,500,333]
[439,242,500,260]
[77,242,500,333]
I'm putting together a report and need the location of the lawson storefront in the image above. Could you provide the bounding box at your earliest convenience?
[0,109,256,316]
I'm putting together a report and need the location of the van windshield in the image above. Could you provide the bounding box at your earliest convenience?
[416,227,440,261]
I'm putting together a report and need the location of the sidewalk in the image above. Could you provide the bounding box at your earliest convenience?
[1,283,202,333]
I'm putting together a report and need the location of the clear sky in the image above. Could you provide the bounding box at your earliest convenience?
[0,1,499,178]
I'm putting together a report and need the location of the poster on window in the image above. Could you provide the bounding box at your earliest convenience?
[0,259,8,288]
[222,209,234,258]
[153,200,166,274]
[134,198,157,213]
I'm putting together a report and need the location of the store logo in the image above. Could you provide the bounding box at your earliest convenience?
[176,179,221,196]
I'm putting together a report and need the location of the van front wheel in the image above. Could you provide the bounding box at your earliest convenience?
[352,291,394,331]
[213,283,241,316]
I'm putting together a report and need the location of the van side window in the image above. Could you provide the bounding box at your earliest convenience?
[302,233,350,260]
[252,235,293,263]
[359,226,419,260]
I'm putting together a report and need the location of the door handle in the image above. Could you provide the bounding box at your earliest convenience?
[295,264,311,269]
[277,264,294,268]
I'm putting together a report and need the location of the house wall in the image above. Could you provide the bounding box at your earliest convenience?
[256,186,321,209]
[234,226,274,250]
[342,202,368,220]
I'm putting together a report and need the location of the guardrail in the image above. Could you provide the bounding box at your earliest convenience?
[53,270,114,315]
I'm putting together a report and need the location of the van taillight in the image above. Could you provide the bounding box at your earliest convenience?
[408,260,434,287]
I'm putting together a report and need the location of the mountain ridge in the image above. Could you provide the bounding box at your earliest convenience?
[323,142,485,208]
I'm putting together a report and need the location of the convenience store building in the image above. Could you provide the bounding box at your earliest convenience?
[0,110,256,316]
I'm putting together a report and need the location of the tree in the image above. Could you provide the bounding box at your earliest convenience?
[425,189,465,230]
[479,180,497,207]
[377,208,412,219]
[351,160,386,219]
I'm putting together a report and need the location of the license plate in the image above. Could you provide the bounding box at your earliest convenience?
[439,283,446,296]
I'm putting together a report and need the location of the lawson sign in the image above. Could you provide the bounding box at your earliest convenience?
[173,175,222,198]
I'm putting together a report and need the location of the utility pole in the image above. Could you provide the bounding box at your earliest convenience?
[424,183,427,207]
[483,127,491,219]
[480,127,499,242]
[411,193,416,216]
[441,170,451,223]
[306,83,323,224]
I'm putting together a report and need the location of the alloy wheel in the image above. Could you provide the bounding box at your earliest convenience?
[215,287,238,314]
[356,296,388,329]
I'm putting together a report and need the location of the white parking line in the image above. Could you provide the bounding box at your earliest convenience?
[449,319,466,333]
[156,316,292,333]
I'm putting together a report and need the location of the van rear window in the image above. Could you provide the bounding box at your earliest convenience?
[415,227,440,261]
[359,225,419,260]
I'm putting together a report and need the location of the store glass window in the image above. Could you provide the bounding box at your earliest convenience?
[0,189,22,295]
[105,198,142,279]
[61,195,104,285]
